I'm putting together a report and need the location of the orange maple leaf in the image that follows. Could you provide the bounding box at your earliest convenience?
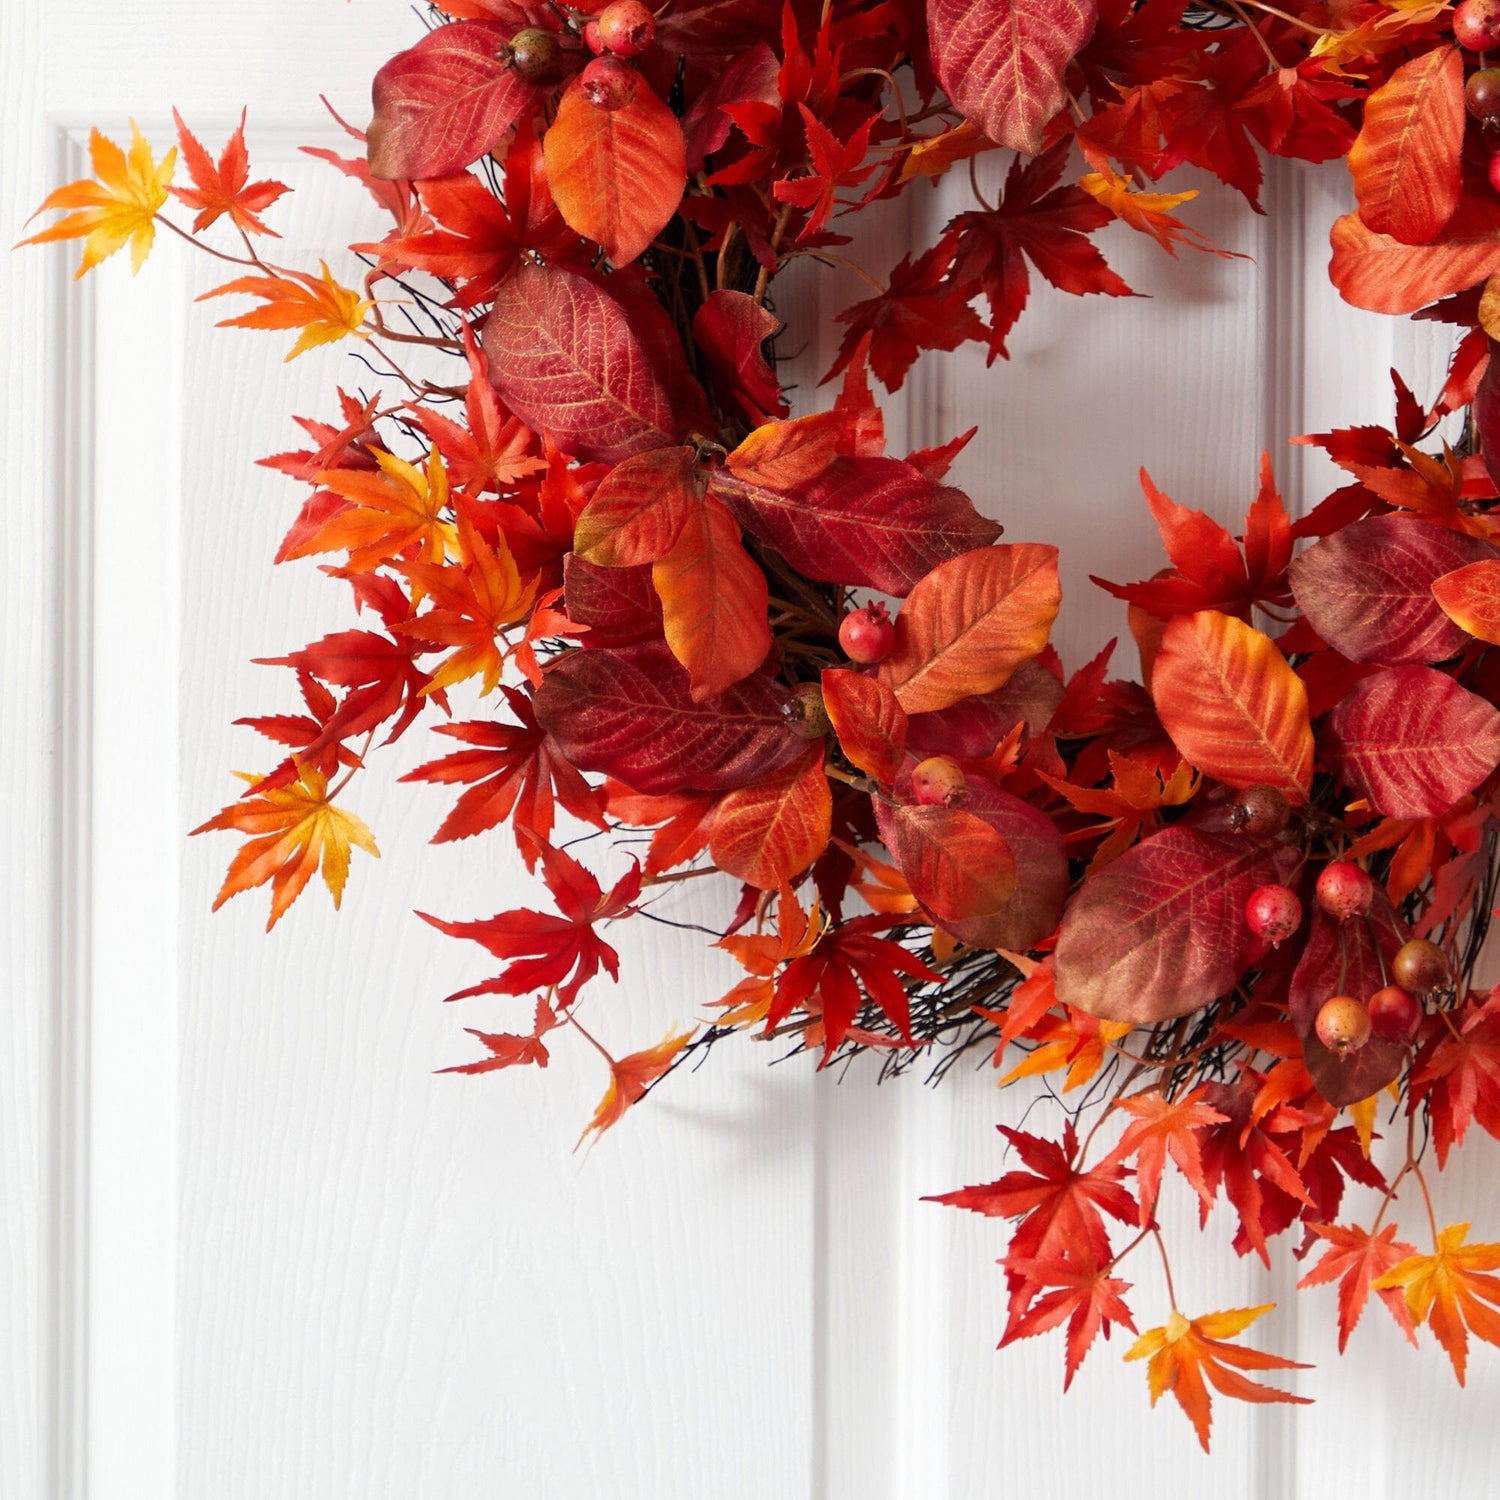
[1375,1222,1500,1383]
[171,109,288,236]
[287,444,457,574]
[191,766,379,930]
[997,1007,1131,1091]
[1078,169,1227,257]
[1001,1255,1137,1389]
[1039,753,1198,872]
[198,260,372,360]
[1298,1221,1418,1353]
[18,122,176,277]
[576,1026,696,1150]
[1106,1087,1227,1224]
[1125,1304,1311,1452]
[714,894,823,1028]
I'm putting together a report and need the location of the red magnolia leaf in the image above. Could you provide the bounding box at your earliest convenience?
[1433,558,1500,645]
[399,686,606,855]
[1324,666,1500,819]
[821,668,907,782]
[708,744,831,889]
[947,140,1134,360]
[1375,1223,1500,1385]
[577,1026,696,1148]
[929,0,1098,153]
[171,109,287,236]
[691,289,787,420]
[1053,826,1298,1025]
[1348,46,1463,246]
[1000,1256,1137,1390]
[543,75,687,267]
[1299,1222,1419,1353]
[711,455,1001,597]
[1105,1087,1227,1224]
[1477,337,1500,492]
[1150,611,1313,802]
[483,264,679,462]
[882,544,1061,713]
[1330,198,1500,314]
[1288,515,1495,665]
[532,641,804,793]
[573,446,699,567]
[653,496,773,699]
[887,803,1018,925]
[1125,1305,1310,1453]
[368,21,542,180]
[907,657,1063,757]
[563,554,663,647]
[424,841,641,1007]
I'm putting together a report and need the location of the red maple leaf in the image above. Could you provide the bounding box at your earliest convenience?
[1155,30,1272,207]
[438,998,559,1075]
[1411,995,1500,1165]
[422,841,642,1007]
[946,142,1135,361]
[171,108,288,236]
[772,106,877,238]
[1000,1254,1137,1389]
[1106,1086,1227,1223]
[258,387,382,489]
[1298,1221,1419,1352]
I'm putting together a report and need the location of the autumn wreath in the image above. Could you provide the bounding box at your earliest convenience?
[26,0,1500,1448]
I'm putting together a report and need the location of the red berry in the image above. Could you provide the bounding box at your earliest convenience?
[1468,67,1500,120]
[838,602,895,664]
[1391,938,1452,993]
[508,28,566,85]
[597,0,656,56]
[1235,785,1290,837]
[584,18,605,53]
[785,682,830,738]
[1456,0,1500,50]
[912,756,965,806]
[1245,884,1303,947]
[579,56,638,109]
[1368,984,1423,1046]
[1315,860,1374,922]
[1316,995,1373,1056]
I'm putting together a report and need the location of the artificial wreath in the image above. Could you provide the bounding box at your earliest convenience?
[25,0,1500,1448]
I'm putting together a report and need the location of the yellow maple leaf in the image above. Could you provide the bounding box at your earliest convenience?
[17,122,176,277]
[191,767,379,930]
[198,260,372,360]
[1375,1222,1500,1384]
[576,1026,696,1150]
[1079,170,1232,258]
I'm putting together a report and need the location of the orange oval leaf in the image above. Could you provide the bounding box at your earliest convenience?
[889,803,1017,924]
[1151,611,1312,802]
[1330,198,1500,314]
[1433,558,1500,646]
[574,445,699,566]
[709,745,831,890]
[821,668,907,782]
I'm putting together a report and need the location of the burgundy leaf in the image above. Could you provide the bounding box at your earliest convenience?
[563,554,663,648]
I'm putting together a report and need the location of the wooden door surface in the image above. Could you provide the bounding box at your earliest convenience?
[7,2,1500,1495]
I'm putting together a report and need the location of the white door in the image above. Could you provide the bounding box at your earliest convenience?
[8,2,1500,1496]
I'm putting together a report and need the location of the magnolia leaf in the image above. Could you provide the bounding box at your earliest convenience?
[821,668,907,782]
[1348,46,1463,246]
[691,288,786,418]
[711,455,1001,597]
[532,641,803,794]
[368,22,541,180]
[1433,558,1500,645]
[483,264,678,462]
[887,803,1017,924]
[1324,665,1500,818]
[709,745,831,889]
[1330,198,1500,313]
[724,410,851,490]
[573,446,699,566]
[1151,611,1312,801]
[882,543,1061,712]
[1476,337,1500,492]
[1288,515,1495,665]
[906,658,1063,757]
[1054,827,1298,1025]
[543,76,686,266]
[562,554,662,648]
[928,0,1098,153]
[652,496,773,700]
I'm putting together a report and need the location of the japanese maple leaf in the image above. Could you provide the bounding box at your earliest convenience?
[396,507,540,696]
[423,841,642,1007]
[191,766,380,931]
[927,1122,1139,1304]
[1077,169,1224,257]
[1106,1087,1227,1224]
[410,326,543,496]
[1375,1223,1500,1384]
[438,998,559,1075]
[400,685,605,860]
[18,121,176,277]
[713,894,822,1028]
[773,106,877,239]
[259,388,382,488]
[1240,60,1359,163]
[1298,1221,1419,1352]
[1074,0,1195,100]
[1000,1255,1137,1389]
[284,444,456,574]
[1094,455,1294,619]
[606,780,719,878]
[576,1026,696,1149]
[198,260,372,361]
[1346,440,1497,539]
[1411,1000,1500,1165]
[235,668,364,789]
[1126,1305,1310,1452]
[170,108,288,236]
[1155,31,1272,207]
[1039,753,1198,873]
[824,238,987,392]
[997,1008,1133,1093]
[946,142,1135,361]
[766,913,938,1059]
